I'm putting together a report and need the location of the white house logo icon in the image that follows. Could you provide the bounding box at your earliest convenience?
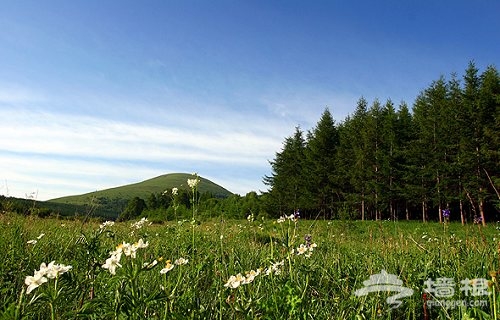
[354,270,414,308]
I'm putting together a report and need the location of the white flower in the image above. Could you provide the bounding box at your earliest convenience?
[224,273,246,289]
[44,261,72,279]
[102,253,122,275]
[143,259,158,269]
[25,261,72,294]
[100,221,115,229]
[296,244,308,255]
[172,187,178,196]
[110,242,125,256]
[265,260,284,275]
[25,271,48,294]
[120,242,135,257]
[160,260,175,274]
[187,179,198,188]
[245,269,261,283]
[112,239,148,259]
[187,174,200,189]
[37,262,49,276]
[133,239,149,249]
[174,258,189,266]
[131,217,149,230]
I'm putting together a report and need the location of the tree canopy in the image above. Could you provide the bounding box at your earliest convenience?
[264,62,500,223]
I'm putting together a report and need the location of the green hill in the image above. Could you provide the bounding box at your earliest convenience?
[44,173,233,219]
[49,173,232,206]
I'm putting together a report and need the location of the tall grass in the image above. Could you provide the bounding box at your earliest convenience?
[1,212,499,319]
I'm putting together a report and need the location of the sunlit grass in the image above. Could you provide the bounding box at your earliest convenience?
[1,212,499,319]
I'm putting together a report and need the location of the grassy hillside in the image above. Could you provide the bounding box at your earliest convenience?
[49,173,233,206]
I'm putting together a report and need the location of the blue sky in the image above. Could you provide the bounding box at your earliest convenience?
[1,1,499,200]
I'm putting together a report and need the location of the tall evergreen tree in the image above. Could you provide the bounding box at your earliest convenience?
[479,65,500,216]
[364,100,384,220]
[380,100,398,220]
[447,74,468,224]
[462,62,487,225]
[412,77,452,222]
[341,98,370,220]
[264,127,307,216]
[305,108,339,218]
[394,102,416,220]
[263,62,499,222]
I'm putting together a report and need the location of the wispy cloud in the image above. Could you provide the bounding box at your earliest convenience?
[0,151,164,200]
[1,108,282,163]
[0,106,288,200]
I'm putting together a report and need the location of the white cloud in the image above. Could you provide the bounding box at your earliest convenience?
[0,82,345,201]
[0,109,282,164]
[0,152,163,200]
[0,107,284,200]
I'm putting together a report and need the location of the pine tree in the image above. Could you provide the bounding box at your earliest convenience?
[462,62,487,225]
[479,65,500,216]
[380,100,398,220]
[264,127,307,216]
[364,100,384,220]
[394,102,416,220]
[336,98,372,220]
[447,74,467,224]
[263,61,499,222]
[304,108,339,218]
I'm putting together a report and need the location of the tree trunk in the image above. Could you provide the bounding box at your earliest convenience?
[460,199,465,225]
[422,200,426,223]
[361,193,365,221]
[479,188,486,226]
[437,172,442,223]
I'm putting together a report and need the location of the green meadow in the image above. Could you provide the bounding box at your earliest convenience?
[1,212,500,319]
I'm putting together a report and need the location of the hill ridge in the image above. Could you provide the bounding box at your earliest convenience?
[49,173,232,205]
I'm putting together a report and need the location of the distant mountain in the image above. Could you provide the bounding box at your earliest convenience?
[49,173,233,206]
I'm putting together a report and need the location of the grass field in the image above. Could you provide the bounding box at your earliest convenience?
[1,213,499,319]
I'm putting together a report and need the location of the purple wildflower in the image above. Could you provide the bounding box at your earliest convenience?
[304,234,312,247]
[442,209,450,219]
[294,210,300,220]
